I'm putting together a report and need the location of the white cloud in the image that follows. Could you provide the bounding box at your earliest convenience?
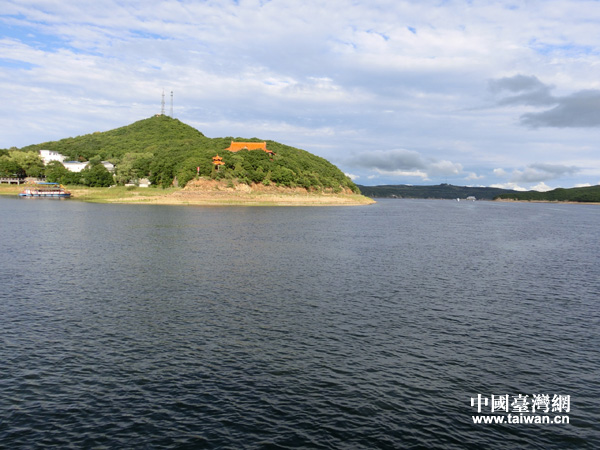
[351,149,427,172]
[509,163,579,183]
[465,172,484,181]
[349,148,465,181]
[429,160,463,176]
[531,182,554,192]
[372,168,429,179]
[490,74,600,128]
[490,182,527,191]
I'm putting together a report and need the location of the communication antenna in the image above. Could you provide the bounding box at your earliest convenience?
[161,89,165,115]
[170,90,173,117]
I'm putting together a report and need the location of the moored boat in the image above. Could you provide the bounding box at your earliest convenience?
[19,182,72,198]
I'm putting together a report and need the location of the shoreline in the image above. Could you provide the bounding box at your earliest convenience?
[0,183,375,206]
[6,183,600,205]
[494,198,600,205]
[6,184,600,206]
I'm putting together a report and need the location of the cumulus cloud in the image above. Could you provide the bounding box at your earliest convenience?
[465,172,484,181]
[493,163,579,184]
[528,163,579,177]
[349,149,463,180]
[489,182,527,191]
[531,182,554,192]
[521,90,600,128]
[490,74,600,128]
[429,160,463,176]
[489,74,556,106]
[351,149,427,172]
[510,163,578,182]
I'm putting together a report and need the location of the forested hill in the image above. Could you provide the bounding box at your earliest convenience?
[14,115,358,192]
[495,185,600,203]
[357,184,517,200]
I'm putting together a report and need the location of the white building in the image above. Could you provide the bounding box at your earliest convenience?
[125,178,151,187]
[61,161,115,173]
[62,161,89,172]
[38,150,115,173]
[101,161,115,173]
[39,150,66,165]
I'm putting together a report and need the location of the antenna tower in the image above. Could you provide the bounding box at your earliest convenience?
[161,89,165,115]
[170,91,173,117]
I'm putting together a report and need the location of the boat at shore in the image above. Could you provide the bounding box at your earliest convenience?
[19,182,72,198]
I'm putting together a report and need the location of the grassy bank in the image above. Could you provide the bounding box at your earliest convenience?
[67,185,180,203]
[0,184,23,195]
[0,184,177,201]
[1,183,374,206]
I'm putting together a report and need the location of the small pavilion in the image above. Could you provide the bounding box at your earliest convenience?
[212,154,225,170]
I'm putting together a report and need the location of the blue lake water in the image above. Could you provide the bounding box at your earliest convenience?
[1,196,599,449]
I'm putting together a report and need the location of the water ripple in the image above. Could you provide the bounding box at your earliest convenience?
[1,199,599,448]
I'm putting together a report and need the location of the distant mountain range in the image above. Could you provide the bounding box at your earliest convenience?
[356,184,517,200]
[358,183,600,203]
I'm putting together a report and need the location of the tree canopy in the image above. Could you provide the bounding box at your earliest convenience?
[495,185,600,203]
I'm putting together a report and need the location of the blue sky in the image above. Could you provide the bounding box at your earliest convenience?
[2,0,600,190]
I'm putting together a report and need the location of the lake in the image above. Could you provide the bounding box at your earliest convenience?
[1,197,599,449]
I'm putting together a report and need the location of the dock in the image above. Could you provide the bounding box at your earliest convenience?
[0,177,26,185]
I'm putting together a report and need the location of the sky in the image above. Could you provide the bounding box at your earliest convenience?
[2,0,600,190]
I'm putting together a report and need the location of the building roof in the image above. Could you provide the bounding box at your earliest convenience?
[225,141,273,154]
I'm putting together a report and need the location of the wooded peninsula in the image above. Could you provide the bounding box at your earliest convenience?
[359,183,600,203]
[0,115,372,206]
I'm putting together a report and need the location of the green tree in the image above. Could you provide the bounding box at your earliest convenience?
[45,160,69,182]
[9,150,44,176]
[0,155,24,177]
[0,151,44,177]
[115,152,154,184]
[81,163,114,187]
[271,166,296,186]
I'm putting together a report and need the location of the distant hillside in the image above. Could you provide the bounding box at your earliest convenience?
[495,185,600,203]
[15,115,358,192]
[357,184,517,200]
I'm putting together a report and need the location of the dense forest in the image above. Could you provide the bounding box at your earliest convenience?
[1,115,358,193]
[495,185,600,203]
[357,183,517,200]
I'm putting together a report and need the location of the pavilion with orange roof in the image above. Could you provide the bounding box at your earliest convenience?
[225,141,274,155]
[212,154,225,170]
